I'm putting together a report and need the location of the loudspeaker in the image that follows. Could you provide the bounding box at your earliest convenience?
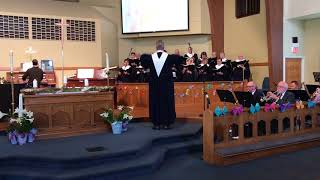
[292,37,298,43]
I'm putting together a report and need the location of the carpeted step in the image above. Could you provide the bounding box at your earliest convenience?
[0,137,203,180]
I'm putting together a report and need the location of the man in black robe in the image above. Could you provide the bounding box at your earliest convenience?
[140,40,181,130]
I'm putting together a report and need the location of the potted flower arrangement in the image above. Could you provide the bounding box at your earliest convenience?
[100,105,133,134]
[7,109,36,145]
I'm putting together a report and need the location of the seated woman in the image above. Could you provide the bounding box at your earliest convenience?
[181,57,196,82]
[212,58,228,81]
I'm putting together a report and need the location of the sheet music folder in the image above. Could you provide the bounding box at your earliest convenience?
[288,90,310,101]
[306,84,320,95]
[216,90,236,104]
[234,91,254,107]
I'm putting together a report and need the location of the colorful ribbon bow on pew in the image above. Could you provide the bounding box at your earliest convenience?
[231,105,243,116]
[214,106,228,117]
[295,100,305,110]
[264,102,276,112]
[307,100,316,108]
[279,103,292,112]
[249,103,261,114]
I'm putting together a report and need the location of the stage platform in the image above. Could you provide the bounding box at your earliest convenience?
[0,121,202,180]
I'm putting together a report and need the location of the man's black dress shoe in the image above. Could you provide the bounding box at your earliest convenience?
[163,125,171,130]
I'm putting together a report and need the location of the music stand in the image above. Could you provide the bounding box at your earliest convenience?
[234,91,254,108]
[306,84,320,95]
[288,90,310,101]
[216,90,236,104]
[313,72,320,83]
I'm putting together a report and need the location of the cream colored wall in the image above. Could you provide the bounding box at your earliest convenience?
[224,0,269,88]
[285,0,320,19]
[0,0,120,87]
[304,18,320,84]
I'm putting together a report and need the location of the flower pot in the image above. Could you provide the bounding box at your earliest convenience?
[27,132,35,143]
[8,131,17,145]
[122,121,129,132]
[17,133,27,145]
[111,122,122,134]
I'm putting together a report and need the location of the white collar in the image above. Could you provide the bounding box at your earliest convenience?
[152,51,168,77]
[186,53,194,58]
[122,65,131,70]
[215,64,224,69]
[235,59,246,62]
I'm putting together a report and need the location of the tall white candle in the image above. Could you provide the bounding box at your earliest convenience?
[18,93,23,118]
[106,52,110,72]
[9,50,13,73]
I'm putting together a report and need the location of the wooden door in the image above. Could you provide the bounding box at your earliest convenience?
[285,58,301,83]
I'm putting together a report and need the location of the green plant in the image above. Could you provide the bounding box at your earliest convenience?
[7,109,34,134]
[100,105,133,124]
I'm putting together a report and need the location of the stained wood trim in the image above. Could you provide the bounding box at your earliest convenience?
[266,0,284,84]
[250,62,269,67]
[207,0,224,54]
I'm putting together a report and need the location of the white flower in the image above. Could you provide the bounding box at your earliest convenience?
[117,105,124,110]
[27,118,34,123]
[25,111,33,119]
[0,111,7,119]
[16,118,22,124]
[100,112,109,118]
[128,116,133,120]
[123,114,129,119]
[9,118,17,123]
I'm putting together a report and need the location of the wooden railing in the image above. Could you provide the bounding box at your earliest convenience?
[203,106,320,165]
[116,81,246,119]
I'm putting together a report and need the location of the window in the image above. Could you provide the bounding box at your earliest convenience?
[236,0,260,18]
[66,20,95,42]
[32,17,61,40]
[0,15,29,39]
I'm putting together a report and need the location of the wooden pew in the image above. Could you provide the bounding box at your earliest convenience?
[203,106,320,165]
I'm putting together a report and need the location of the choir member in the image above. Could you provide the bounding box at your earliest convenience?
[231,55,251,81]
[197,52,210,82]
[219,52,232,80]
[212,58,228,81]
[128,52,139,67]
[312,88,320,104]
[140,40,182,130]
[181,57,197,82]
[183,47,199,65]
[208,51,217,66]
[118,59,132,82]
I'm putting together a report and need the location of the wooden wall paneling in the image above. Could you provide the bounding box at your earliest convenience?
[265,0,284,86]
[207,0,224,54]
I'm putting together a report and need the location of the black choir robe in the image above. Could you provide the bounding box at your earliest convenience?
[212,64,228,81]
[208,57,217,67]
[118,66,132,82]
[140,52,182,126]
[231,60,251,81]
[221,58,232,81]
[181,64,196,82]
[197,64,210,82]
[183,53,199,65]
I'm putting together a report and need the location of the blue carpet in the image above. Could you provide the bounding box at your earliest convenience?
[0,121,202,180]
[130,147,320,180]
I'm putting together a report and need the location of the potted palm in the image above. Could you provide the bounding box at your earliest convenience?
[100,105,133,134]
